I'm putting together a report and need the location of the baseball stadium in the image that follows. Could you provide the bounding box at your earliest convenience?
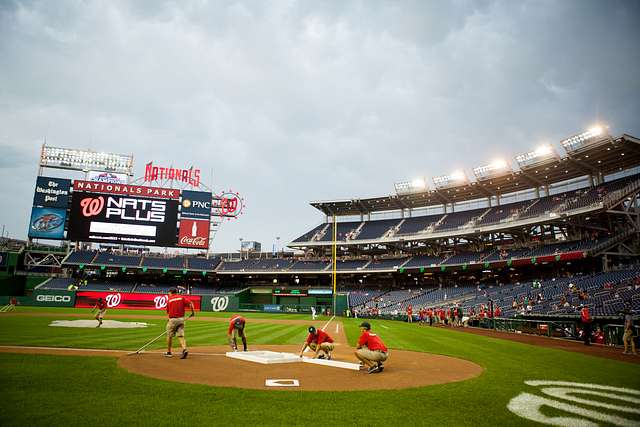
[0,125,639,426]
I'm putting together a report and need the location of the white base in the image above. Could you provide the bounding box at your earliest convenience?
[225,350,301,365]
[301,356,361,371]
[225,350,361,371]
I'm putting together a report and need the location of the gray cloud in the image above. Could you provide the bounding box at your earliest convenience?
[0,0,639,250]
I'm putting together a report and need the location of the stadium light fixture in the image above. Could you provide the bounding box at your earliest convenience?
[560,125,609,153]
[515,143,559,169]
[394,177,428,195]
[40,145,134,175]
[433,170,468,189]
[473,158,512,180]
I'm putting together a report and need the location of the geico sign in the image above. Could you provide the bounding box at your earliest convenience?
[210,296,229,312]
[36,294,71,303]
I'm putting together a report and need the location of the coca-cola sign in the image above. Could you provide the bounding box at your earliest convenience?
[178,218,209,249]
[75,291,201,311]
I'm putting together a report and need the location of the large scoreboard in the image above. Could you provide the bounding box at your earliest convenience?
[62,180,210,248]
[67,191,179,246]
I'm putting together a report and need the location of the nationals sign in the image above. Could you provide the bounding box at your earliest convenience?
[144,162,201,187]
[75,291,201,311]
[73,180,180,200]
[67,191,178,246]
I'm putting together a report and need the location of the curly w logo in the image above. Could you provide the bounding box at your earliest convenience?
[80,196,105,217]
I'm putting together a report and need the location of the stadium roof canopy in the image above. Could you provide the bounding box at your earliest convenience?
[310,133,640,216]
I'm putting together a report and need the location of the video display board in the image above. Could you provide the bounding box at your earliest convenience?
[75,291,201,311]
[67,192,178,246]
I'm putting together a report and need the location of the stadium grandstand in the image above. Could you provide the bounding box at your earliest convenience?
[5,126,639,340]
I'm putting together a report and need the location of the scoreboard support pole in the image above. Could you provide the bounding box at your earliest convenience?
[332,215,337,316]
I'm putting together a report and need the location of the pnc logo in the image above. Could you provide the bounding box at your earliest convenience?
[80,196,105,217]
[105,293,122,308]
[182,199,192,208]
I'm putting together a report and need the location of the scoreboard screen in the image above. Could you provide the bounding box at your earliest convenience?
[67,192,178,247]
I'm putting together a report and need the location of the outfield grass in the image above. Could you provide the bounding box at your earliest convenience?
[0,308,639,426]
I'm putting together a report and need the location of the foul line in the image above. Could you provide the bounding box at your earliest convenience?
[0,345,228,357]
[322,315,335,331]
[0,345,127,353]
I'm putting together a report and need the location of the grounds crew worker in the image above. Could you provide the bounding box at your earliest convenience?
[299,326,335,359]
[355,321,389,374]
[92,297,107,328]
[228,314,248,351]
[165,288,194,359]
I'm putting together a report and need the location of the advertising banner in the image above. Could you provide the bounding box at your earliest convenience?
[199,294,239,312]
[28,207,67,239]
[33,176,71,208]
[75,291,201,311]
[177,218,210,249]
[67,192,178,246]
[73,180,180,200]
[88,171,128,184]
[180,190,212,220]
[31,289,76,307]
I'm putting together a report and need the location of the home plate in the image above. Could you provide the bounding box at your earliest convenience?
[49,320,150,329]
[225,351,301,364]
[265,379,300,387]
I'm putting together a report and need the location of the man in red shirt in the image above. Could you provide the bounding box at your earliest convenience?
[299,326,334,359]
[580,305,592,346]
[406,305,413,323]
[228,314,247,352]
[165,288,195,359]
[355,321,389,374]
[92,297,107,327]
[494,306,502,318]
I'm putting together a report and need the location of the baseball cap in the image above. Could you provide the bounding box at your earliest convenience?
[234,319,244,328]
[359,321,371,330]
[308,326,317,334]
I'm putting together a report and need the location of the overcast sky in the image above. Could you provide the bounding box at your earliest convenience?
[1,0,639,253]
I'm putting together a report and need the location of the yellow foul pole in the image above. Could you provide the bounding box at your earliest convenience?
[332,215,337,316]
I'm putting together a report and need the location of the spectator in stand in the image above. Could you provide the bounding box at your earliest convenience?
[494,306,502,318]
[592,327,605,345]
[621,303,637,355]
[581,305,592,346]
[418,307,425,324]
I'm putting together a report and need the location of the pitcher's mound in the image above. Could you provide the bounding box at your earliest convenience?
[50,320,150,329]
[119,344,483,391]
